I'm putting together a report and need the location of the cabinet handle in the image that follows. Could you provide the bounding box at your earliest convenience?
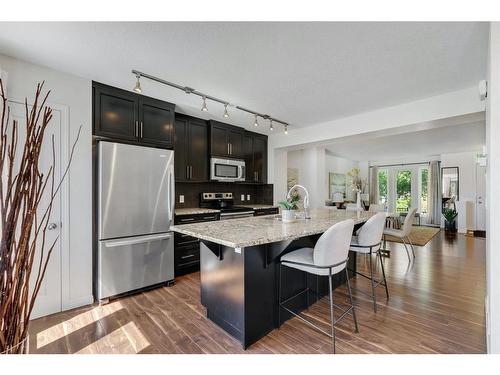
[135,121,138,137]
[140,122,143,138]
[227,143,230,155]
[181,254,195,259]
[186,165,189,180]
[180,217,195,222]
[230,143,233,155]
[189,165,193,179]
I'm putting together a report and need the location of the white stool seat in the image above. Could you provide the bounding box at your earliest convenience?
[281,247,346,276]
[349,235,381,254]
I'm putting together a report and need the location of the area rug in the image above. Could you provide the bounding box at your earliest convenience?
[384,226,441,246]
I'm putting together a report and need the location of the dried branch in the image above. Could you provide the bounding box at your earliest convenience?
[0,78,80,354]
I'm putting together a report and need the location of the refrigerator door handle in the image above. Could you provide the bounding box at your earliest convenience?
[104,233,173,248]
[167,165,174,221]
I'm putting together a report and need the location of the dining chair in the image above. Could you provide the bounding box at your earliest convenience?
[278,219,358,353]
[368,204,385,212]
[349,213,388,312]
[383,207,418,262]
[345,203,358,211]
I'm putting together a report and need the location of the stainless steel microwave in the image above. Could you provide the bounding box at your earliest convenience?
[210,157,246,182]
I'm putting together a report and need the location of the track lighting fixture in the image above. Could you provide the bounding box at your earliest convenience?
[131,70,292,132]
[133,74,142,93]
[201,96,208,112]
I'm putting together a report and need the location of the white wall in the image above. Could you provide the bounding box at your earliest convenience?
[286,148,362,206]
[0,54,93,311]
[486,22,500,354]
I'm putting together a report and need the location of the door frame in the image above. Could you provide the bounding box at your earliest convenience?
[8,95,71,314]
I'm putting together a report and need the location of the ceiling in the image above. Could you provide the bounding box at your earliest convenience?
[325,120,486,162]
[0,22,489,134]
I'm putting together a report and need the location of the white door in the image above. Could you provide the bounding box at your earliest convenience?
[476,164,487,231]
[8,100,62,319]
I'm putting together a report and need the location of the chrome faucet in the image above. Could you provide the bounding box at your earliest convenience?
[287,184,311,219]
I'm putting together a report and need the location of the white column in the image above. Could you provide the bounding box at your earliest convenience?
[486,22,500,353]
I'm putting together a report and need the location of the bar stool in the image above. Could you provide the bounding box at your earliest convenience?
[278,219,358,353]
[349,212,388,312]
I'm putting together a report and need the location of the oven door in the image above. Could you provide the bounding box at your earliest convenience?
[210,158,245,182]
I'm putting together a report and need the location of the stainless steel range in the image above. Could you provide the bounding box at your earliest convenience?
[200,192,254,220]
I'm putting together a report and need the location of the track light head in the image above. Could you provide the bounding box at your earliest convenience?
[254,114,259,127]
[133,75,142,93]
[269,119,274,131]
[201,96,208,112]
[284,125,288,135]
[223,104,229,118]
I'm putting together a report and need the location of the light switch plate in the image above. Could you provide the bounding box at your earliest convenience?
[179,195,185,203]
[247,194,250,201]
[241,194,245,201]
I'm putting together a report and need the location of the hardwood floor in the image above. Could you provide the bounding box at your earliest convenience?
[29,231,486,354]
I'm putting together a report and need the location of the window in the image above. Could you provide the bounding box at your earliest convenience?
[396,170,412,212]
[420,167,429,214]
[378,169,388,205]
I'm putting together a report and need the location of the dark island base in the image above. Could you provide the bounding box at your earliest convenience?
[200,233,358,349]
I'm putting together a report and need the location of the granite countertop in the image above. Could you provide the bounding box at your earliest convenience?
[171,208,375,248]
[238,204,278,210]
[175,208,220,216]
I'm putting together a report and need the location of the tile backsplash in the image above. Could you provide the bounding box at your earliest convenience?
[175,182,273,208]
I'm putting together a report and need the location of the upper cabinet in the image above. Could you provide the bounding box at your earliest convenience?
[93,81,175,148]
[244,131,268,184]
[209,120,245,159]
[175,115,209,182]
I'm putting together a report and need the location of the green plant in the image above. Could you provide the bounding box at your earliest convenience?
[442,208,458,222]
[278,193,300,210]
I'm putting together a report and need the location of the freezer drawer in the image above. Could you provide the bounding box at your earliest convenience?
[97,232,174,300]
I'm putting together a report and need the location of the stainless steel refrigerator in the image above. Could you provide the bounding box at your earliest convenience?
[97,141,175,302]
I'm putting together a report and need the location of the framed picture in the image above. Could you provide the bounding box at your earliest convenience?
[329,172,346,200]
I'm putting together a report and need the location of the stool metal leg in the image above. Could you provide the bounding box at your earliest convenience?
[328,269,336,353]
[345,267,359,333]
[369,253,377,313]
[378,251,389,299]
[407,236,416,258]
[401,237,411,262]
[278,262,282,328]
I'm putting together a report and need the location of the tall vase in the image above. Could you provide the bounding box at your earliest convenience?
[356,191,362,211]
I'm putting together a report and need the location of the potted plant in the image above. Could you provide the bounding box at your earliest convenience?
[0,80,80,354]
[278,193,300,222]
[442,208,458,233]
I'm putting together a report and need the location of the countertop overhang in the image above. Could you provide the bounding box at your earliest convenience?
[171,208,375,248]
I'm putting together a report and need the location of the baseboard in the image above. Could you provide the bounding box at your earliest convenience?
[62,295,94,312]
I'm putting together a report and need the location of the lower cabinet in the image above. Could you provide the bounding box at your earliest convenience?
[174,213,219,276]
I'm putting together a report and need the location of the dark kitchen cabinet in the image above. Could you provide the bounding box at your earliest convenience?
[209,120,245,159]
[174,114,209,182]
[138,96,175,148]
[93,81,175,148]
[244,131,268,183]
[93,82,138,141]
[174,212,219,276]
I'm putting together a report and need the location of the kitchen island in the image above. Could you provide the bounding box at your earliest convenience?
[171,208,375,348]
